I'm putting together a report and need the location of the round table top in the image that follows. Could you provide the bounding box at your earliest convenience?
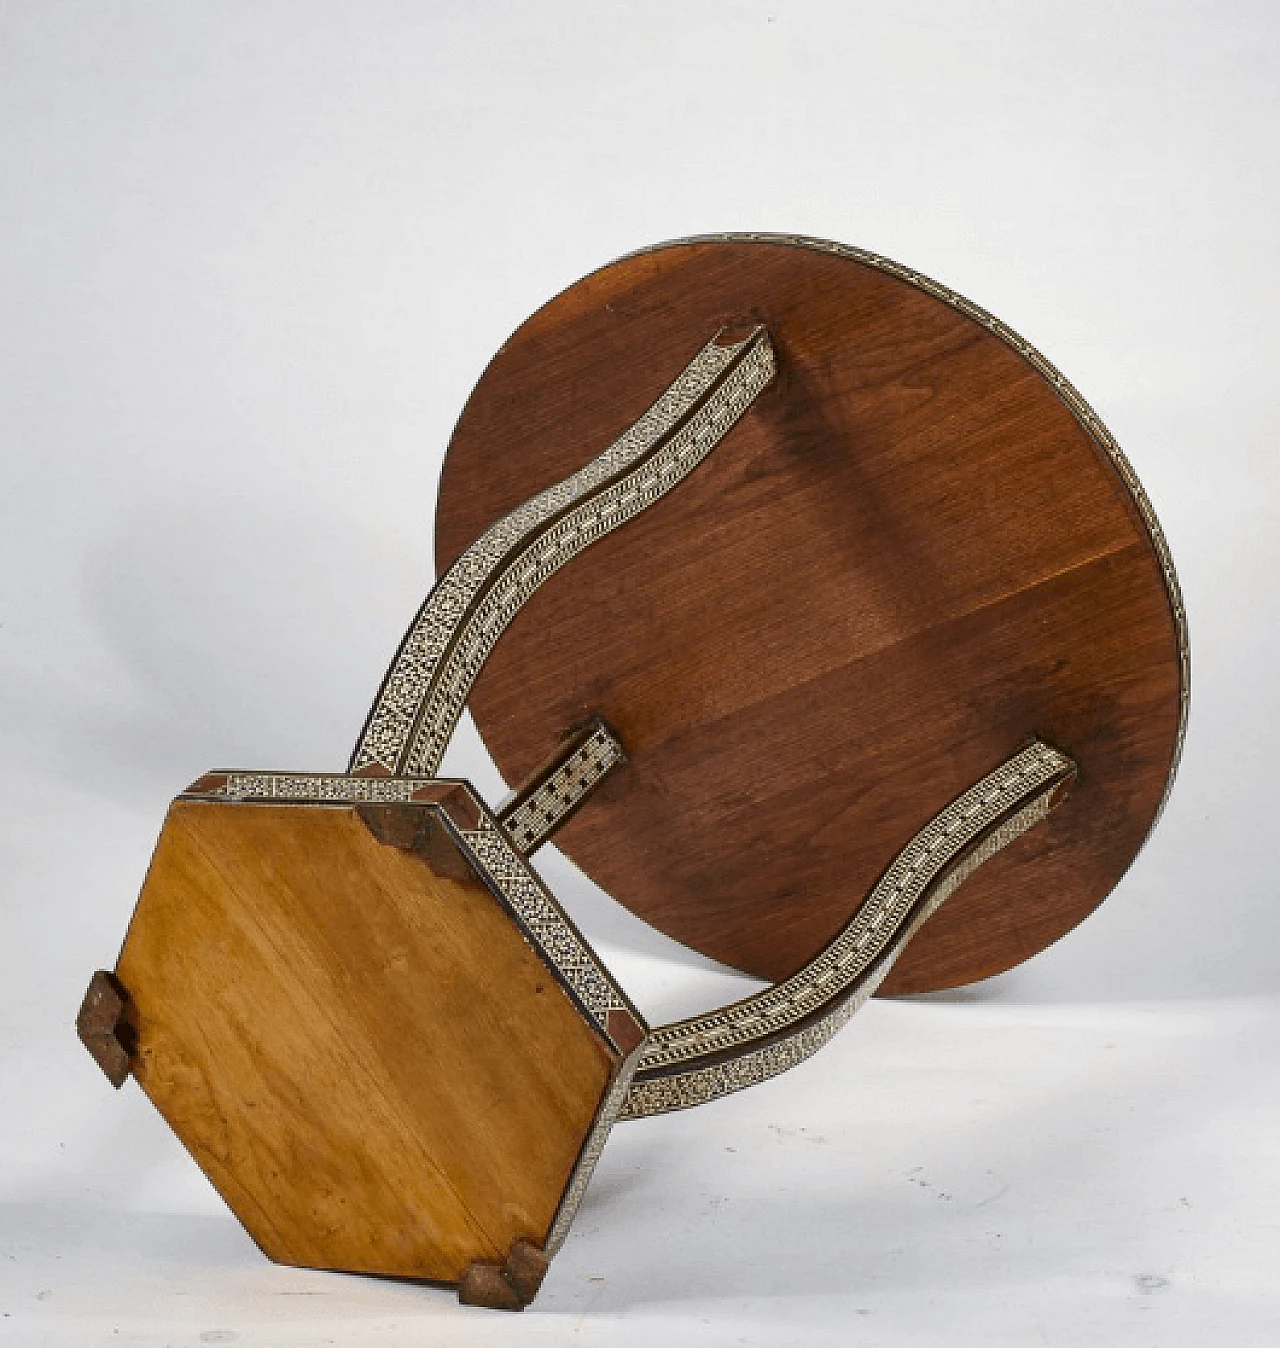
[434,235,1188,993]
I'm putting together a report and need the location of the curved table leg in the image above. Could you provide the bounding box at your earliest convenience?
[350,326,775,781]
[620,739,1076,1119]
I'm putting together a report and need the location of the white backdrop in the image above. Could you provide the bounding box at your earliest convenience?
[2,3,1278,1344]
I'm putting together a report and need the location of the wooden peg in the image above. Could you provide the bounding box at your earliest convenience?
[458,1238,549,1311]
[76,970,134,1088]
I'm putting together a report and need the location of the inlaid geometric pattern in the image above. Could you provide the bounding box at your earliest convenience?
[218,772,421,803]
[619,741,1074,1118]
[462,820,632,1034]
[500,722,625,855]
[350,327,775,781]
[545,1046,643,1257]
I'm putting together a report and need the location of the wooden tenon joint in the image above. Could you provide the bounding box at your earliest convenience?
[457,1238,550,1311]
[76,970,135,1088]
[355,802,476,881]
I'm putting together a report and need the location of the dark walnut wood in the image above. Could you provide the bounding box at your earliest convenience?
[113,796,616,1283]
[434,238,1184,993]
[76,969,133,1088]
[458,1237,550,1311]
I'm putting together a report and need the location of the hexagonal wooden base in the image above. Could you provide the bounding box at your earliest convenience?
[101,785,636,1291]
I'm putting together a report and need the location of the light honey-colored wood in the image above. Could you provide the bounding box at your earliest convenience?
[115,800,614,1283]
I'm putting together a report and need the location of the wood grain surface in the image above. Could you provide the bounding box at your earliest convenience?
[115,800,614,1282]
[434,237,1184,993]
